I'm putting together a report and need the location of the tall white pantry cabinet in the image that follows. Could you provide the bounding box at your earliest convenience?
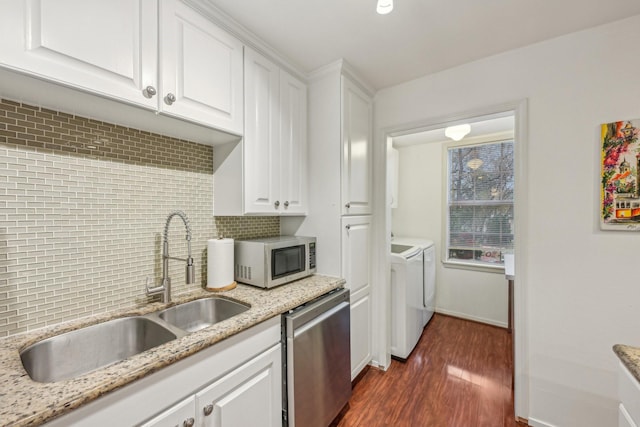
[282,61,373,380]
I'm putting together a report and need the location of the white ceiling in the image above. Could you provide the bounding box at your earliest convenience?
[393,115,514,147]
[206,0,640,90]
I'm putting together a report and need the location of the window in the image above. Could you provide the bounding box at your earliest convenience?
[445,140,514,268]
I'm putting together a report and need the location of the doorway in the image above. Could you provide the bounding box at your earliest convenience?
[373,100,528,420]
[390,112,514,327]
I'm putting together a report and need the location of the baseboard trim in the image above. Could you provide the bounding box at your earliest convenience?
[435,308,508,329]
[527,416,556,427]
[351,365,370,387]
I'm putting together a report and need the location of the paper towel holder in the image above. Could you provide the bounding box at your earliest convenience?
[204,281,237,292]
[206,237,236,292]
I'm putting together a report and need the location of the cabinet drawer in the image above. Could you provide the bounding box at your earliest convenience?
[619,361,640,426]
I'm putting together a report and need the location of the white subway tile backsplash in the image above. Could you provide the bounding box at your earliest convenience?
[0,99,280,337]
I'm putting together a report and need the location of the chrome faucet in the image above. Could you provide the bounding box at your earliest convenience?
[146,210,195,303]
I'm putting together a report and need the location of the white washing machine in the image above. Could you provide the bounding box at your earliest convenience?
[390,243,424,359]
[390,237,436,359]
[393,237,436,328]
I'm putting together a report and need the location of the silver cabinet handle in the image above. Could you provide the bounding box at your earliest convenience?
[284,201,289,207]
[345,203,351,208]
[183,418,195,427]
[274,200,280,208]
[203,404,214,416]
[142,86,156,98]
[164,93,176,105]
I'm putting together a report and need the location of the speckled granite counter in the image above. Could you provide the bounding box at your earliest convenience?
[614,344,640,383]
[0,275,345,427]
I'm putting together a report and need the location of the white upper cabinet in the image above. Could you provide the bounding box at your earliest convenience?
[0,0,243,135]
[215,47,307,216]
[278,70,308,215]
[243,47,281,214]
[341,76,373,215]
[0,0,158,109]
[160,0,243,135]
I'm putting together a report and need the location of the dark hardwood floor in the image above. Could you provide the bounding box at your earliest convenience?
[332,314,528,427]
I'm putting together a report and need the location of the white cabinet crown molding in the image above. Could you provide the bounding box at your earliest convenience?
[308,59,375,98]
[183,0,307,83]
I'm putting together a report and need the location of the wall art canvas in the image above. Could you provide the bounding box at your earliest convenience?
[601,119,640,230]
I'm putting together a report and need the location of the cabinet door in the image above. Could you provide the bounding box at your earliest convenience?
[140,395,196,427]
[243,47,281,214]
[350,291,372,380]
[342,216,372,378]
[342,216,372,295]
[195,344,281,427]
[620,404,639,427]
[279,70,308,215]
[341,76,372,215]
[160,0,243,135]
[0,0,158,109]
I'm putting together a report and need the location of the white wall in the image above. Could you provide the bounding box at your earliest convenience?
[376,14,640,427]
[392,141,508,326]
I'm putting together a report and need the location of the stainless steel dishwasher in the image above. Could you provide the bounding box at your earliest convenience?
[282,287,351,427]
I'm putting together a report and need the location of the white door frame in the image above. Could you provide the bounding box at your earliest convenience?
[370,99,529,420]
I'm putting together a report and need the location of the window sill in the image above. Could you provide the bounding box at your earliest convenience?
[442,259,505,274]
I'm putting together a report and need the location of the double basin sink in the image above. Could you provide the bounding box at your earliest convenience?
[20,297,250,383]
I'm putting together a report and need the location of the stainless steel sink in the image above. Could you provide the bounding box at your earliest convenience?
[20,316,177,383]
[20,297,250,383]
[157,297,250,333]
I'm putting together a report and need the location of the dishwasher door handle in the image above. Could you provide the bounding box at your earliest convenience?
[293,301,350,337]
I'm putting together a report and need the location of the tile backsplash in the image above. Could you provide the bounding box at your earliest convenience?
[0,99,279,337]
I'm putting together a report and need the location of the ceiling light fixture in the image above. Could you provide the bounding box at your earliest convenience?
[444,124,471,141]
[467,158,483,170]
[376,0,393,15]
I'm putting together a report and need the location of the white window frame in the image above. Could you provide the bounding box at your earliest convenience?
[442,137,514,272]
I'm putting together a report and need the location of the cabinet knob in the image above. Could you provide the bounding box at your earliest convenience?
[142,86,157,98]
[203,404,214,416]
[274,200,280,208]
[284,201,289,208]
[183,418,195,427]
[164,93,176,105]
[345,203,351,209]
[345,224,351,230]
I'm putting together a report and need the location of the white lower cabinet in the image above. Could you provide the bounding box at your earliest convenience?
[349,289,371,380]
[44,317,281,427]
[141,396,196,427]
[341,215,372,379]
[141,344,280,427]
[620,403,637,427]
[619,361,640,427]
[194,344,280,427]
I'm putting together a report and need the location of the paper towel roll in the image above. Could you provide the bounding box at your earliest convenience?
[207,238,234,290]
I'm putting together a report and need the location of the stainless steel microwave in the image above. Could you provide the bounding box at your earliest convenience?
[234,236,316,288]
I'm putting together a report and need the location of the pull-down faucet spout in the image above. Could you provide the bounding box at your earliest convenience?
[146,210,195,303]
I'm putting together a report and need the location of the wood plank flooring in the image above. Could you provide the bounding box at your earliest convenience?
[331,314,528,427]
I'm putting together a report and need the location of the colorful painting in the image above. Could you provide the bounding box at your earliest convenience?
[601,120,640,230]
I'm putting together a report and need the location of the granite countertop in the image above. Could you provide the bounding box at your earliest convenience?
[0,275,345,427]
[614,344,640,383]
